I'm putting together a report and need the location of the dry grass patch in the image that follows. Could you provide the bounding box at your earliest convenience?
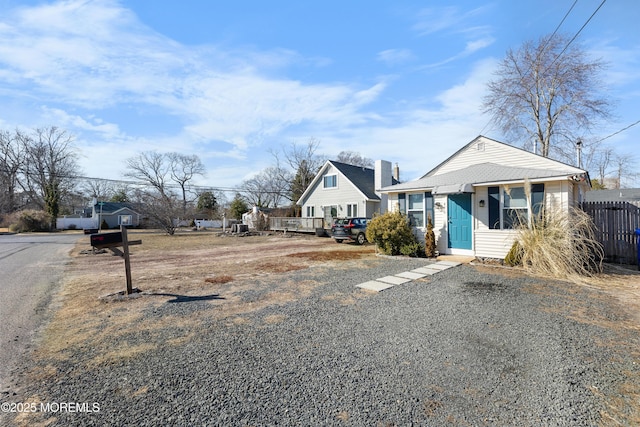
[204,275,233,284]
[263,314,287,324]
[288,248,371,262]
[28,233,370,372]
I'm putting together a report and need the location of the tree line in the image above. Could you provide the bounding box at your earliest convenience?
[0,126,371,233]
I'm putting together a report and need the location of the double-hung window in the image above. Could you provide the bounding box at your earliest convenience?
[323,175,337,189]
[407,193,424,227]
[489,184,544,229]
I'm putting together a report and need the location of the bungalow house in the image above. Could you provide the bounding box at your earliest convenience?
[93,201,141,229]
[378,136,591,259]
[297,160,399,227]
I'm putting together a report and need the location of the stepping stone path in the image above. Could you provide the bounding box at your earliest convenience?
[356,260,461,292]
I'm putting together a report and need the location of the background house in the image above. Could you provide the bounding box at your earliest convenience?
[297,160,399,228]
[379,135,591,259]
[584,188,640,207]
[93,201,141,229]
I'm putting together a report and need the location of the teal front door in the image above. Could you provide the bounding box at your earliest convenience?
[447,193,472,250]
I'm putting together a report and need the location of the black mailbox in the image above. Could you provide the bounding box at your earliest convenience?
[90,232,123,249]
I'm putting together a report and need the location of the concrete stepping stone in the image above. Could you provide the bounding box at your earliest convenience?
[357,281,395,292]
[377,275,412,285]
[436,261,461,267]
[395,271,427,280]
[425,263,452,270]
[411,267,441,275]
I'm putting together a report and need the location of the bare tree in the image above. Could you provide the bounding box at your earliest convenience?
[125,151,171,198]
[242,166,292,208]
[125,151,179,234]
[613,152,638,189]
[0,130,25,213]
[167,152,205,215]
[483,33,612,162]
[20,127,80,228]
[270,137,326,207]
[336,151,374,168]
[124,151,206,234]
[82,178,115,201]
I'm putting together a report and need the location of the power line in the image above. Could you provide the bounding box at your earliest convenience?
[596,119,640,143]
[551,0,606,66]
[479,0,579,135]
[480,0,607,139]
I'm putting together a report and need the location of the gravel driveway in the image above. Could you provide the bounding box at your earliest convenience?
[5,257,640,426]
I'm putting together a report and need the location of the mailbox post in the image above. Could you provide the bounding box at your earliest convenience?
[90,225,142,294]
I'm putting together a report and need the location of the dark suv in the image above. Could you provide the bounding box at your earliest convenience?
[331,217,369,245]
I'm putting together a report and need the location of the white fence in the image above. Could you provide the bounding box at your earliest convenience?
[57,217,97,230]
[269,217,324,233]
[195,219,224,229]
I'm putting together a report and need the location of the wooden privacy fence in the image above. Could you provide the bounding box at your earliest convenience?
[581,201,640,264]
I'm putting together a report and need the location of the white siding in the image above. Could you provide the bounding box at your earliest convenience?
[301,164,379,220]
[430,137,584,176]
[475,230,518,259]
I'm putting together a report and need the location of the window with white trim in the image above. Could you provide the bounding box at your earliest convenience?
[347,203,357,217]
[119,214,132,226]
[407,193,424,227]
[489,184,544,230]
[323,175,337,188]
[306,206,315,217]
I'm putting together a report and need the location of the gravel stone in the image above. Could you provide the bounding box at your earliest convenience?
[6,258,640,426]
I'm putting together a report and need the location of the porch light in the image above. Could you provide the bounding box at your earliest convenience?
[479,199,485,207]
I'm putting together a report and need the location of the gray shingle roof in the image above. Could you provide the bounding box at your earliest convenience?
[94,202,139,213]
[381,162,583,192]
[584,188,640,202]
[330,161,379,200]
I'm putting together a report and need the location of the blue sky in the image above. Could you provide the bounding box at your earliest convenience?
[0,0,638,191]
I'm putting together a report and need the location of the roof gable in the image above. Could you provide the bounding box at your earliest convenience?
[94,202,139,214]
[297,160,386,205]
[384,162,586,192]
[330,161,378,199]
[424,135,585,178]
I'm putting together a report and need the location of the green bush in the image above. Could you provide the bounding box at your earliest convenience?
[366,211,419,256]
[8,210,52,232]
[400,241,425,257]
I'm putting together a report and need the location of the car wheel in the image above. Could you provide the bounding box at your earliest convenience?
[335,239,343,243]
[356,233,366,245]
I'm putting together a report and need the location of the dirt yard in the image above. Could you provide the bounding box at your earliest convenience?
[30,230,376,366]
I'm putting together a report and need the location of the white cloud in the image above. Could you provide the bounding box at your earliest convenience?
[377,49,415,66]
[0,1,502,189]
[304,59,496,181]
[0,0,386,160]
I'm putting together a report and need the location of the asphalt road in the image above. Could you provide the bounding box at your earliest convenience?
[0,232,80,395]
